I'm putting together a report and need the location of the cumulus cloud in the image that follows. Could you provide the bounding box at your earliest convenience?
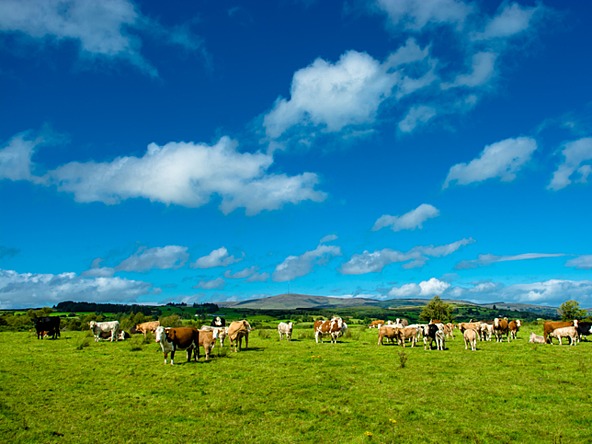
[388,277,450,298]
[116,246,189,272]
[0,130,53,183]
[373,204,439,232]
[192,247,242,269]
[47,136,325,214]
[548,137,592,190]
[0,269,151,309]
[443,136,537,188]
[566,255,592,270]
[456,252,566,269]
[273,244,342,282]
[375,0,472,31]
[0,0,202,76]
[341,238,474,274]
[194,277,225,290]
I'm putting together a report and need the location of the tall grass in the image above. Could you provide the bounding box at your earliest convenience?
[1,324,591,443]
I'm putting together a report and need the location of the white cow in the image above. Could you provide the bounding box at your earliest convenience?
[89,320,120,342]
[278,322,293,341]
[549,326,578,346]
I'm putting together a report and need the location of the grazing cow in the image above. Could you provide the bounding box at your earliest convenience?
[423,324,445,350]
[277,322,293,341]
[463,328,477,351]
[493,318,510,342]
[34,317,60,340]
[227,320,252,352]
[549,326,578,346]
[575,321,592,341]
[377,326,398,345]
[543,320,578,343]
[458,322,481,334]
[89,320,120,342]
[443,323,455,340]
[211,316,226,327]
[396,326,419,348]
[509,320,521,340]
[98,330,130,341]
[155,326,200,365]
[198,329,218,361]
[134,320,160,337]
[368,320,385,329]
[529,332,545,344]
[314,317,345,344]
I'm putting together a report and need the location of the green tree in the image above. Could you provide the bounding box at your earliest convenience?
[558,300,586,321]
[419,296,453,323]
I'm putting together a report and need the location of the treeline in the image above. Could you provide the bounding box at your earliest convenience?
[54,301,220,316]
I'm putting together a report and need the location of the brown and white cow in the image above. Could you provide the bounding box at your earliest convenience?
[227,320,252,352]
[368,320,385,329]
[155,326,200,365]
[543,320,578,344]
[314,317,345,344]
[509,320,521,340]
[493,318,510,342]
[134,320,160,337]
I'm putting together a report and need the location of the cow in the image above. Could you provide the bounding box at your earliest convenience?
[34,317,60,340]
[314,317,344,344]
[277,322,293,341]
[493,318,510,342]
[98,330,130,341]
[479,322,494,341]
[549,326,578,346]
[198,328,218,361]
[201,325,227,348]
[396,326,419,348]
[509,319,521,340]
[89,320,120,342]
[133,320,160,337]
[368,320,385,329]
[377,326,398,345]
[443,323,455,340]
[211,316,226,327]
[155,326,200,365]
[575,321,592,341]
[227,320,252,352]
[543,320,578,344]
[463,328,477,351]
[529,332,545,344]
[423,324,445,350]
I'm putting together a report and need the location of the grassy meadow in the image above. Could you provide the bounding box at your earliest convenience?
[1,323,591,444]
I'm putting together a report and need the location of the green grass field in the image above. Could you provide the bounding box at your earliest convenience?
[1,324,591,443]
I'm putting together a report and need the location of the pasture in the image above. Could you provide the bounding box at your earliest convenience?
[1,324,591,443]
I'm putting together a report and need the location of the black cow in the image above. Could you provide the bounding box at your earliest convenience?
[34,317,61,339]
[423,323,445,350]
[576,322,592,341]
[211,316,226,327]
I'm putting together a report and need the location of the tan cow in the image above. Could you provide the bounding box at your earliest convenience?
[377,326,398,345]
[463,328,477,351]
[134,320,160,337]
[396,326,419,348]
[227,320,252,352]
[368,320,385,329]
[198,328,218,360]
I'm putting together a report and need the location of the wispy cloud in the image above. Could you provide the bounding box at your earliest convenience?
[341,238,474,274]
[456,253,566,269]
[273,244,341,282]
[375,0,472,31]
[373,203,439,232]
[194,277,225,290]
[566,255,592,270]
[116,246,189,272]
[548,137,592,190]
[443,137,537,188]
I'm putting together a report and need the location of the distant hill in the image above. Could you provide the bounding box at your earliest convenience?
[218,293,560,318]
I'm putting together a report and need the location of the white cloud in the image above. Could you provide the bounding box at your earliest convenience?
[456,253,566,269]
[224,266,269,282]
[48,136,325,214]
[0,130,52,183]
[444,52,497,89]
[264,50,397,139]
[273,244,341,282]
[566,255,592,270]
[320,234,338,244]
[0,0,202,76]
[373,203,439,232]
[193,247,241,269]
[443,136,537,188]
[341,238,473,274]
[0,269,151,309]
[548,137,592,190]
[116,246,189,272]
[476,2,539,40]
[376,0,472,30]
[194,277,225,290]
[398,106,437,133]
[388,277,450,297]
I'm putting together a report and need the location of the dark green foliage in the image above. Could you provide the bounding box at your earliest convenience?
[419,296,454,322]
[559,300,586,321]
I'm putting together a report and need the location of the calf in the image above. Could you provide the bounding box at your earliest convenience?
[198,328,218,360]
[277,322,293,341]
[463,328,477,351]
[549,326,578,346]
[155,326,200,365]
[529,332,545,344]
[543,320,578,344]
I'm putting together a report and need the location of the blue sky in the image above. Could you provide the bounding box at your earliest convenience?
[1,0,591,309]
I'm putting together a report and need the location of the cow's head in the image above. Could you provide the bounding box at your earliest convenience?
[155,326,166,343]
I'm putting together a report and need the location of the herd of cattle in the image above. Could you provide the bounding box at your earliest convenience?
[31,314,592,364]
